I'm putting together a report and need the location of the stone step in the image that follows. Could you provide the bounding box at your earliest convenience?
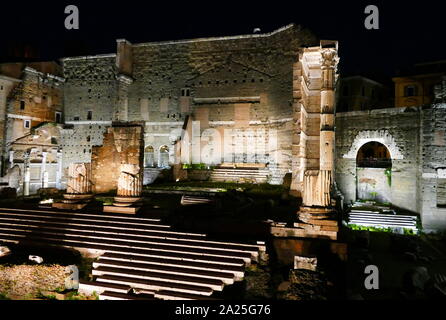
[96,274,214,296]
[348,212,418,229]
[210,171,268,178]
[212,168,269,172]
[99,290,155,300]
[0,233,247,266]
[0,211,170,230]
[210,177,268,183]
[0,207,162,223]
[92,265,224,291]
[181,195,215,206]
[0,209,265,252]
[154,290,219,300]
[100,252,245,277]
[210,173,268,179]
[349,210,417,220]
[94,258,236,284]
[349,213,417,223]
[0,217,206,240]
[349,220,417,229]
[349,216,417,225]
[0,227,253,264]
[0,221,259,259]
[78,279,131,295]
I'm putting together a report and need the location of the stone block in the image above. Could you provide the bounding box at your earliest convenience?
[294,255,317,271]
[103,205,141,214]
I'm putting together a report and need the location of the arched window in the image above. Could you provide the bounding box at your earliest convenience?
[356,141,391,168]
[144,146,154,168]
[159,145,169,168]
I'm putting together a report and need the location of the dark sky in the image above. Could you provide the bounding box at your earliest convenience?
[0,0,445,81]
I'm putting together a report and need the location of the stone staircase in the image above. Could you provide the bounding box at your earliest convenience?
[210,168,269,183]
[347,208,418,231]
[0,207,265,300]
[180,195,215,206]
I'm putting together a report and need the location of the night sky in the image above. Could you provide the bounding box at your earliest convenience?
[0,0,445,81]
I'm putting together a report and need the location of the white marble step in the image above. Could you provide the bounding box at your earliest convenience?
[78,280,130,295]
[92,265,224,291]
[0,232,248,266]
[99,252,245,278]
[96,274,214,296]
[94,258,235,285]
[0,223,259,260]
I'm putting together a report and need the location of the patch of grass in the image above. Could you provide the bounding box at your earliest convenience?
[95,197,114,206]
[182,163,214,170]
[348,223,417,235]
[0,292,10,300]
[64,291,80,300]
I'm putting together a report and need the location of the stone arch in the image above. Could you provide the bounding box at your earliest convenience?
[144,145,154,168]
[158,145,169,168]
[343,130,404,160]
[356,141,392,168]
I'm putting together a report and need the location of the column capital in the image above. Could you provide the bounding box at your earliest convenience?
[320,48,339,70]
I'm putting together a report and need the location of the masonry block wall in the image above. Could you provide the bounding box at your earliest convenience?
[420,103,446,230]
[61,24,321,187]
[335,105,446,231]
[61,55,118,170]
[91,124,144,194]
[0,65,64,192]
[335,108,421,213]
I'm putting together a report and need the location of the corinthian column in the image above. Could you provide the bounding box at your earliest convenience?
[301,45,339,208]
[319,48,338,176]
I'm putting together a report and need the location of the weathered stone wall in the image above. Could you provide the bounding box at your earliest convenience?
[335,107,421,213]
[0,66,64,194]
[335,105,446,231]
[419,103,446,230]
[61,25,318,186]
[5,68,63,144]
[0,76,19,175]
[90,123,144,194]
[61,55,118,170]
[128,26,302,184]
[356,167,392,203]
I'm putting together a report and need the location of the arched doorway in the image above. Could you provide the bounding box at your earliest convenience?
[356,141,392,203]
[159,145,169,168]
[144,146,154,168]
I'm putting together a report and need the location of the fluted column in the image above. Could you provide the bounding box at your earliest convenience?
[66,163,92,194]
[319,48,338,175]
[117,164,142,197]
[302,46,338,208]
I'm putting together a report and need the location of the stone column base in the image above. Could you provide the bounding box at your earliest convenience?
[103,196,143,214]
[52,194,93,210]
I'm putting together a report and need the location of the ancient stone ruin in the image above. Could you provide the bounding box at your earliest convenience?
[53,162,93,210]
[89,123,145,214]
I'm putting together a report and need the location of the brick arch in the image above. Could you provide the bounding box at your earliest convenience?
[342,130,404,160]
